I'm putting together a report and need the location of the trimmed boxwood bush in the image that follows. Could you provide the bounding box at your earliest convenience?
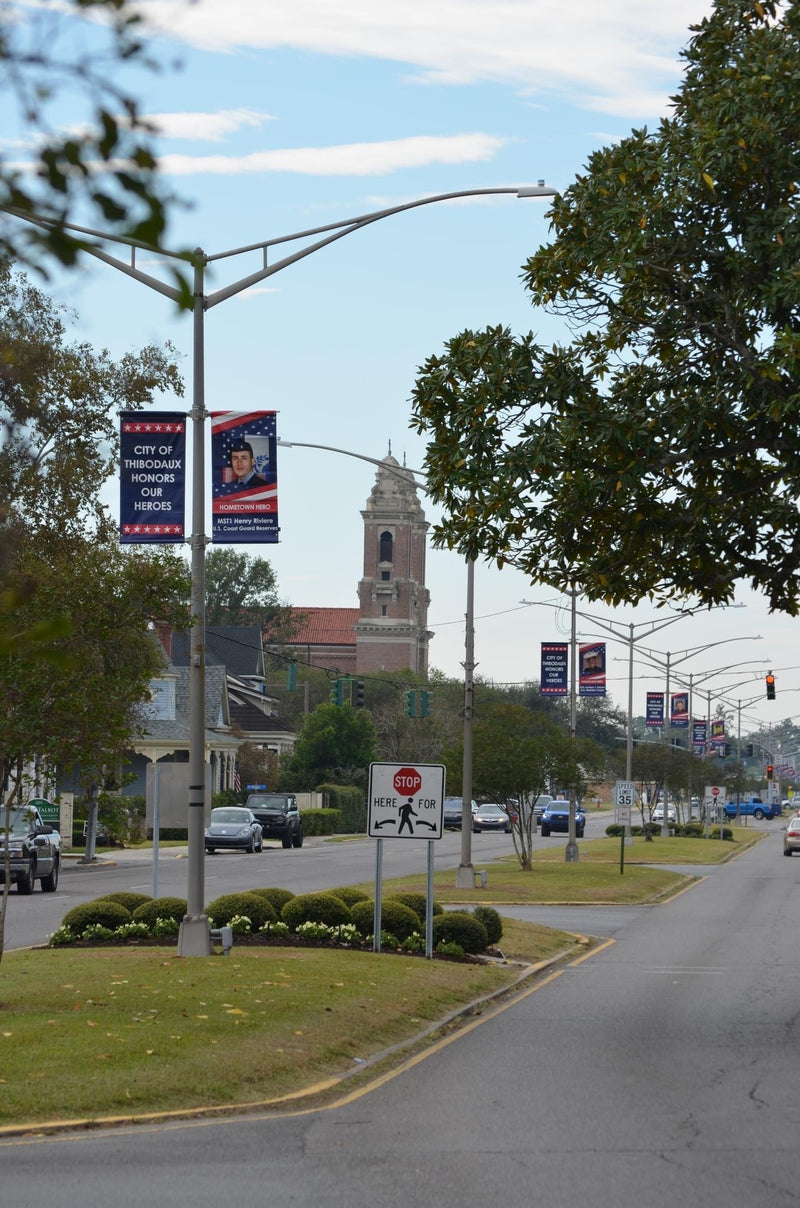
[98,892,152,912]
[249,887,295,913]
[472,905,503,946]
[207,892,277,930]
[329,886,371,908]
[281,892,352,931]
[432,911,489,955]
[131,896,187,927]
[61,899,132,934]
[386,892,443,924]
[349,899,421,943]
[300,808,341,836]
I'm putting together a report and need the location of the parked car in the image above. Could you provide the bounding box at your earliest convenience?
[472,804,512,834]
[651,804,677,825]
[245,793,303,849]
[722,797,776,821]
[783,815,800,856]
[204,807,263,854]
[540,800,586,838]
[442,798,476,830]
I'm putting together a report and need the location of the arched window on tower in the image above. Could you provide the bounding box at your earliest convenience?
[379,530,393,564]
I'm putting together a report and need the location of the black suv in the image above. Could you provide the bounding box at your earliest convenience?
[244,793,303,849]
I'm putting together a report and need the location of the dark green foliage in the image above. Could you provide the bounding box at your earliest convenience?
[432,912,489,955]
[472,905,503,946]
[710,826,734,841]
[131,896,187,927]
[315,785,367,833]
[61,899,131,934]
[98,892,152,912]
[329,886,371,908]
[386,892,443,924]
[206,893,277,930]
[300,808,341,836]
[249,887,295,913]
[349,899,421,943]
[682,823,705,837]
[281,892,352,931]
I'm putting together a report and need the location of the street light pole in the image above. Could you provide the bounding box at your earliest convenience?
[5,183,555,953]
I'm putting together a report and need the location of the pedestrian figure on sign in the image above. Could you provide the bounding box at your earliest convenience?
[398,798,418,835]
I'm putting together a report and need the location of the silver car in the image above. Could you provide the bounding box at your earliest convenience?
[205,807,263,854]
[783,815,800,856]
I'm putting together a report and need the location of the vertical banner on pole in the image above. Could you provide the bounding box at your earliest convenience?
[541,643,568,695]
[211,410,278,543]
[693,718,708,754]
[579,642,606,696]
[646,692,665,728]
[119,412,186,543]
[670,692,689,726]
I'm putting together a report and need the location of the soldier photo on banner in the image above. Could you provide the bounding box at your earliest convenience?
[579,642,606,696]
[670,691,689,726]
[210,410,279,544]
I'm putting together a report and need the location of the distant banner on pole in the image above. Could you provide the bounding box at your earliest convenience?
[119,412,186,543]
[646,692,664,727]
[693,718,707,753]
[670,692,689,727]
[211,411,278,543]
[540,643,568,695]
[579,642,606,696]
[710,718,726,747]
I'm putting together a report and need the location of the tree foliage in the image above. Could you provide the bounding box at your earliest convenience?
[412,1,800,613]
[283,702,376,789]
[205,547,298,639]
[0,0,182,275]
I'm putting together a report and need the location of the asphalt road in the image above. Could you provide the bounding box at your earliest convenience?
[3,820,798,1208]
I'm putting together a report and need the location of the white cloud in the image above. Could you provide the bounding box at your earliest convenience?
[137,0,713,118]
[144,108,276,142]
[159,132,507,177]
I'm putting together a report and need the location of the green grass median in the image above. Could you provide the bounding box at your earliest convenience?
[0,827,762,1132]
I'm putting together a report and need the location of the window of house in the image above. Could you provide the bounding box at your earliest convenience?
[381,570,390,580]
[381,605,387,616]
[379,530,393,563]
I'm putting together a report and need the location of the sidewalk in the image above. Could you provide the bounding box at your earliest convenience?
[61,845,189,867]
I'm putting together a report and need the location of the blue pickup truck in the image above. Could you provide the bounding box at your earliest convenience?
[722,797,776,821]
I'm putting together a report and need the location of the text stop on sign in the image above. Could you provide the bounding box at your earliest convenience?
[368,762,446,840]
[393,767,422,796]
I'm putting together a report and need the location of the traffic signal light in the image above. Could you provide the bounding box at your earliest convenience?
[330,678,344,706]
[404,689,417,717]
[354,680,366,708]
[766,672,776,700]
[286,661,297,691]
[766,764,774,780]
[420,690,432,717]
[745,743,754,758]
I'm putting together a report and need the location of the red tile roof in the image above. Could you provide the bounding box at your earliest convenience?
[287,607,358,646]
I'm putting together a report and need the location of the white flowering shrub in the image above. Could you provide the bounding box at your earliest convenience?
[152,916,180,937]
[228,914,252,934]
[114,922,151,940]
[259,920,290,936]
[82,923,116,941]
[296,920,335,940]
[48,926,76,947]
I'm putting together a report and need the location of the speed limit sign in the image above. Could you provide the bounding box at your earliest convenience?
[614,781,635,808]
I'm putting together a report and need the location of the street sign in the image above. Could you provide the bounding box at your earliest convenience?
[368,762,445,839]
[613,781,635,809]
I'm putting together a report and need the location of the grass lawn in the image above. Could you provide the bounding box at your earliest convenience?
[0,918,579,1130]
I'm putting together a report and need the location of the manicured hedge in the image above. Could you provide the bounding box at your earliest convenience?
[385,892,443,925]
[315,785,367,833]
[300,808,341,836]
[98,892,152,912]
[131,896,187,926]
[349,899,421,943]
[250,887,295,913]
[472,905,503,946]
[207,892,277,930]
[281,892,352,930]
[61,899,132,933]
[432,912,489,955]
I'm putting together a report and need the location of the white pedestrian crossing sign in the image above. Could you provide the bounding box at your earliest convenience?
[367,763,446,839]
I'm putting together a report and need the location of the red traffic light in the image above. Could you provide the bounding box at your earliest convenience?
[766,764,774,780]
[766,673,776,700]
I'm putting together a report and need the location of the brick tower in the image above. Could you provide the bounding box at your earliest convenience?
[354,454,431,674]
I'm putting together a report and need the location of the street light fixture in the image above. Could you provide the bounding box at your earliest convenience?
[4,182,556,953]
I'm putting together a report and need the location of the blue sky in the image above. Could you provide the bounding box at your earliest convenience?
[8,0,798,743]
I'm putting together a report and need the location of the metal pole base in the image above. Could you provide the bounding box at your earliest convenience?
[177,915,213,956]
[455,863,476,889]
[564,842,580,863]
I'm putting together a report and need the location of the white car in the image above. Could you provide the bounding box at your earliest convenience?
[651,805,677,824]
